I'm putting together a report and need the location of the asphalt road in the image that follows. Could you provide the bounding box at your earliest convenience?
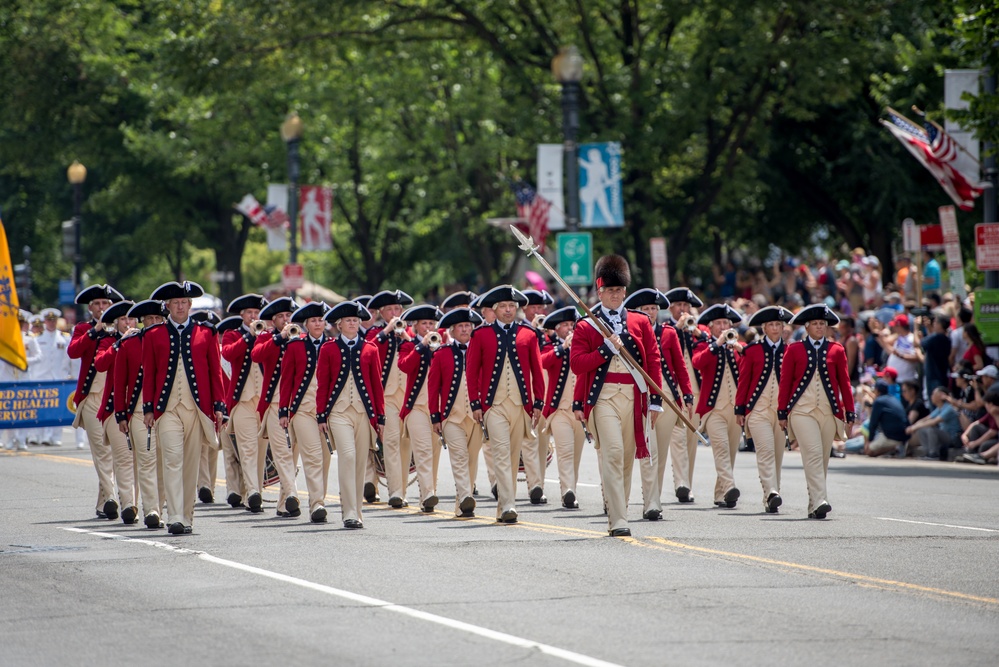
[2,430,998,667]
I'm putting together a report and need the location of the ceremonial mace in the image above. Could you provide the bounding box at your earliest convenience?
[509,225,707,445]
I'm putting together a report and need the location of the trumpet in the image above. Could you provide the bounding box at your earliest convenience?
[392,320,407,334]
[532,314,547,329]
[250,320,268,335]
[722,329,740,346]
[286,323,302,338]
[683,316,699,333]
[425,330,443,350]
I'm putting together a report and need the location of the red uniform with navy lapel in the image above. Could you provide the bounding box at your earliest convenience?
[466,322,545,416]
[94,335,119,422]
[142,322,225,421]
[250,330,287,418]
[777,340,854,422]
[68,321,106,406]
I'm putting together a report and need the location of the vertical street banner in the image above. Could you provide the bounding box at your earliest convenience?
[0,216,27,372]
[536,144,565,231]
[298,185,333,251]
[578,142,624,228]
[938,205,966,299]
[265,185,290,252]
[650,237,670,292]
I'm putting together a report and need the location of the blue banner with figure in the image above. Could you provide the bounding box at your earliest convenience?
[0,380,77,428]
[578,142,624,228]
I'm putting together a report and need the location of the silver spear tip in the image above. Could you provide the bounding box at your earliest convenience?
[509,225,536,252]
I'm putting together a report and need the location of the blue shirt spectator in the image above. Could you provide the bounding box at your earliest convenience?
[868,388,908,442]
[923,253,941,292]
[929,402,962,437]
[921,316,951,396]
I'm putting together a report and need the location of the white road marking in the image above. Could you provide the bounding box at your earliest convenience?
[876,517,999,533]
[61,527,622,667]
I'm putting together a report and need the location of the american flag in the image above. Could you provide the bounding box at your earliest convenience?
[881,107,983,211]
[510,179,551,247]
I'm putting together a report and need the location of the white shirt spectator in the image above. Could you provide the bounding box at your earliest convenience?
[887,332,919,383]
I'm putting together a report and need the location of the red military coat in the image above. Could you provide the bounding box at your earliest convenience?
[67,321,108,406]
[93,334,120,422]
[221,327,257,411]
[316,337,385,428]
[466,321,545,416]
[427,343,467,424]
[777,339,856,422]
[657,323,693,404]
[397,339,435,420]
[735,338,785,416]
[141,321,225,422]
[278,334,328,419]
[540,339,572,419]
[112,332,144,423]
[365,323,412,387]
[250,329,291,418]
[693,338,741,417]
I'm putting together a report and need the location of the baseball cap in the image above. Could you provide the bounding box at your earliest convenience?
[889,314,910,328]
[876,367,898,380]
[976,365,999,380]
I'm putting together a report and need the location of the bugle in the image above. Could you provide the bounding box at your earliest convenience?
[250,320,267,335]
[683,316,699,333]
[392,320,407,333]
[722,329,740,346]
[425,330,443,351]
[532,314,547,329]
[286,323,302,338]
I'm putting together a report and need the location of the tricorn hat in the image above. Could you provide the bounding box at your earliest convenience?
[623,288,670,310]
[790,304,840,326]
[748,306,794,327]
[227,294,268,315]
[127,299,166,320]
[402,304,444,322]
[697,303,743,326]
[476,285,528,309]
[259,297,298,321]
[325,301,372,323]
[75,284,124,305]
[368,290,415,311]
[291,302,330,323]
[353,294,372,308]
[99,300,135,324]
[439,308,484,329]
[542,306,578,329]
[664,287,703,308]
[441,291,478,310]
[216,316,243,335]
[594,255,630,289]
[150,281,204,301]
[191,310,222,326]
[521,289,555,306]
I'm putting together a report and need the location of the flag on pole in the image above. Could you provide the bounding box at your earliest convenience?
[880,107,983,211]
[0,213,28,372]
[509,179,552,247]
[234,194,269,226]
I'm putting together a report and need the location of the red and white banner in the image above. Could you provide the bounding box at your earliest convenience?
[976,224,999,271]
[650,237,669,292]
[298,186,333,251]
[938,205,963,271]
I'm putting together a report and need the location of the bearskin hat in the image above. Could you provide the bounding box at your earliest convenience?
[594,255,630,289]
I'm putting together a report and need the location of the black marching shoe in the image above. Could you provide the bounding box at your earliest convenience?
[562,490,578,509]
[499,509,518,524]
[458,496,476,517]
[144,513,164,529]
[281,496,302,517]
[765,493,782,514]
[363,482,379,503]
[95,510,107,520]
[168,522,186,535]
[724,487,740,508]
[103,499,119,521]
[808,501,832,520]
[675,486,693,503]
[491,484,498,500]
[198,487,214,504]
[388,496,407,509]
[121,506,137,525]
[609,527,632,537]
[529,486,547,505]
[643,509,662,521]
[227,493,244,508]
[343,519,363,529]
[421,495,439,513]
[311,507,328,523]
[472,484,478,496]
[246,492,263,513]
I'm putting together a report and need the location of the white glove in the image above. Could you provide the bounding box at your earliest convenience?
[603,338,620,355]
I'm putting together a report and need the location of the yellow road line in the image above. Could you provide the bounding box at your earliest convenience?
[1,450,93,466]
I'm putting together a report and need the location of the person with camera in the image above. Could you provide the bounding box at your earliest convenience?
[945,365,997,428]
[956,388,999,464]
[906,387,964,460]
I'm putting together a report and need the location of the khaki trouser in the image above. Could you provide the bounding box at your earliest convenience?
[157,403,204,528]
[521,426,547,494]
[405,408,441,504]
[443,415,480,515]
[198,434,220,496]
[484,400,530,519]
[548,409,585,501]
[290,412,330,514]
[747,408,784,503]
[703,407,741,503]
[789,408,838,513]
[263,403,297,512]
[128,411,163,518]
[214,420,244,500]
[589,388,637,532]
[326,406,372,523]
[640,406,681,514]
[232,402,266,497]
[103,415,136,511]
[669,399,699,493]
[76,393,115,512]
[382,394,411,502]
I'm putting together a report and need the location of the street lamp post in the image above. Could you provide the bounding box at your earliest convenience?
[552,46,584,233]
[67,160,87,319]
[281,112,304,299]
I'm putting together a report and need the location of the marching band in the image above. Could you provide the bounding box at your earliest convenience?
[49,251,855,536]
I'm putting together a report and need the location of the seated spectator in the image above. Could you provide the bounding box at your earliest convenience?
[865,381,909,457]
[955,389,999,464]
[907,387,964,460]
[946,365,998,426]
[900,379,929,424]
[877,367,901,401]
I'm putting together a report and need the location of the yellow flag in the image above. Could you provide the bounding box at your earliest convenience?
[0,217,28,372]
